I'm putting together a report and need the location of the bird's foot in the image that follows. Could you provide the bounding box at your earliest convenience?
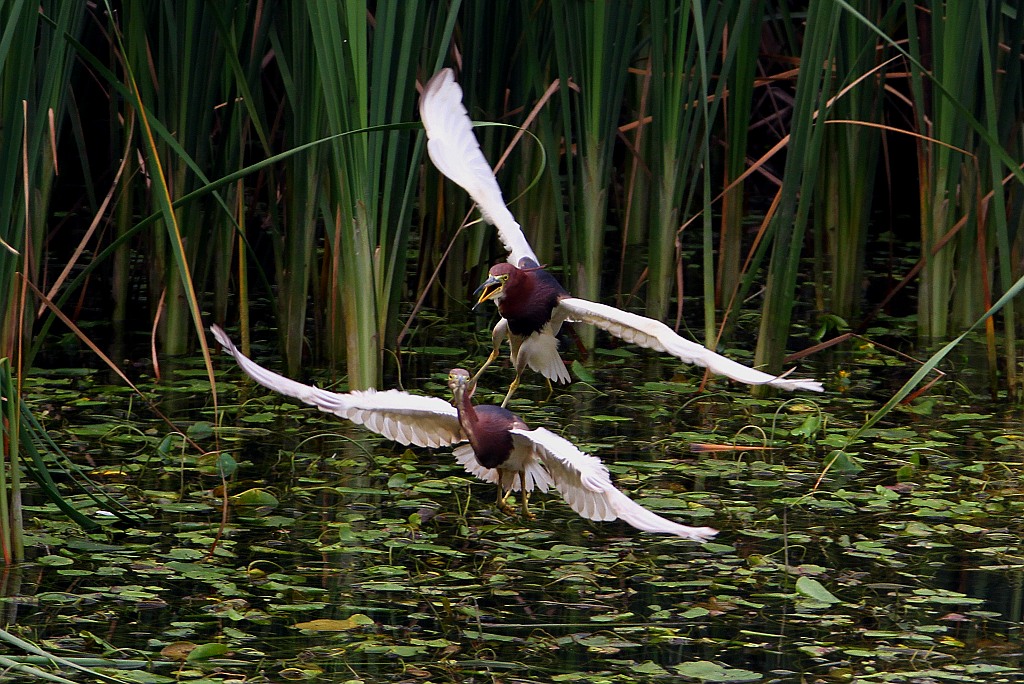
[496,489,517,516]
[540,378,554,404]
[519,485,534,520]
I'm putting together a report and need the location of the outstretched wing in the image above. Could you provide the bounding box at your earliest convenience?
[556,298,823,393]
[511,427,718,541]
[420,68,538,266]
[211,325,464,448]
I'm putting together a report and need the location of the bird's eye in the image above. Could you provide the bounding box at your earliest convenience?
[499,274,509,283]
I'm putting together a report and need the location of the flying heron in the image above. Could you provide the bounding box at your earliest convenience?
[211,325,717,541]
[420,68,823,406]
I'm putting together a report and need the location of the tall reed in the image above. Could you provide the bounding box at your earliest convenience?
[306,1,445,388]
[906,0,981,340]
[753,1,841,380]
[551,1,642,348]
[816,3,889,321]
[716,0,764,324]
[4,1,1024,401]
[0,359,23,563]
[0,2,84,359]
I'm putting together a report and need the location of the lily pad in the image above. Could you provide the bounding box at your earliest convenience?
[795,577,841,604]
[675,660,761,682]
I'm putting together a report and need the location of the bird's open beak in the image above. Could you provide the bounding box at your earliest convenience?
[473,276,503,309]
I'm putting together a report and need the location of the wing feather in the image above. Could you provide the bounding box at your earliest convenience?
[420,69,538,266]
[511,428,717,540]
[556,298,823,392]
[211,325,464,448]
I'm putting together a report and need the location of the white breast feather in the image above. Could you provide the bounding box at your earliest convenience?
[453,443,552,493]
[515,326,571,384]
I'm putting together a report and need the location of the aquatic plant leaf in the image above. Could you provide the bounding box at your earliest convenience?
[241,411,277,423]
[294,615,373,631]
[632,661,669,675]
[795,577,841,604]
[185,643,229,661]
[406,346,465,356]
[571,361,596,383]
[940,412,992,421]
[112,671,176,683]
[825,449,864,473]
[230,488,280,511]
[160,642,196,661]
[674,660,761,682]
[791,414,821,438]
[186,421,214,439]
[197,452,237,477]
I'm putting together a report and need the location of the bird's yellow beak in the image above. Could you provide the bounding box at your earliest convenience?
[473,275,503,308]
[447,370,474,405]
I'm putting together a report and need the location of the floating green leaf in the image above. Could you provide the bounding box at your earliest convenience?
[674,660,761,682]
[795,577,841,604]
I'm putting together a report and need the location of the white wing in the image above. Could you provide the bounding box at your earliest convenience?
[211,325,464,448]
[555,298,823,393]
[420,68,538,266]
[511,428,718,541]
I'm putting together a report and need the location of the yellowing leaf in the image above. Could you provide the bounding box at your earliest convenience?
[294,615,374,631]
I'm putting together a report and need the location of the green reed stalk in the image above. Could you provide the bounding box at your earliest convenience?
[445,1,518,287]
[551,1,641,348]
[208,4,273,334]
[753,1,840,381]
[905,1,980,339]
[0,2,84,359]
[517,6,564,271]
[110,1,268,365]
[111,1,220,390]
[307,1,432,388]
[645,0,708,323]
[268,5,327,376]
[620,66,652,298]
[120,2,211,356]
[716,0,763,324]
[0,359,22,563]
[817,2,891,321]
[979,5,1023,394]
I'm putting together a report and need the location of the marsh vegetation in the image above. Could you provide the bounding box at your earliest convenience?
[0,2,1022,681]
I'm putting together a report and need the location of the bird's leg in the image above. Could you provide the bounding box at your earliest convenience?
[495,485,516,515]
[541,377,554,404]
[499,371,522,408]
[519,470,534,520]
[471,319,508,387]
[469,346,500,387]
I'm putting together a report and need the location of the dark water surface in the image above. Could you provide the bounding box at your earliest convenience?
[5,336,1023,683]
